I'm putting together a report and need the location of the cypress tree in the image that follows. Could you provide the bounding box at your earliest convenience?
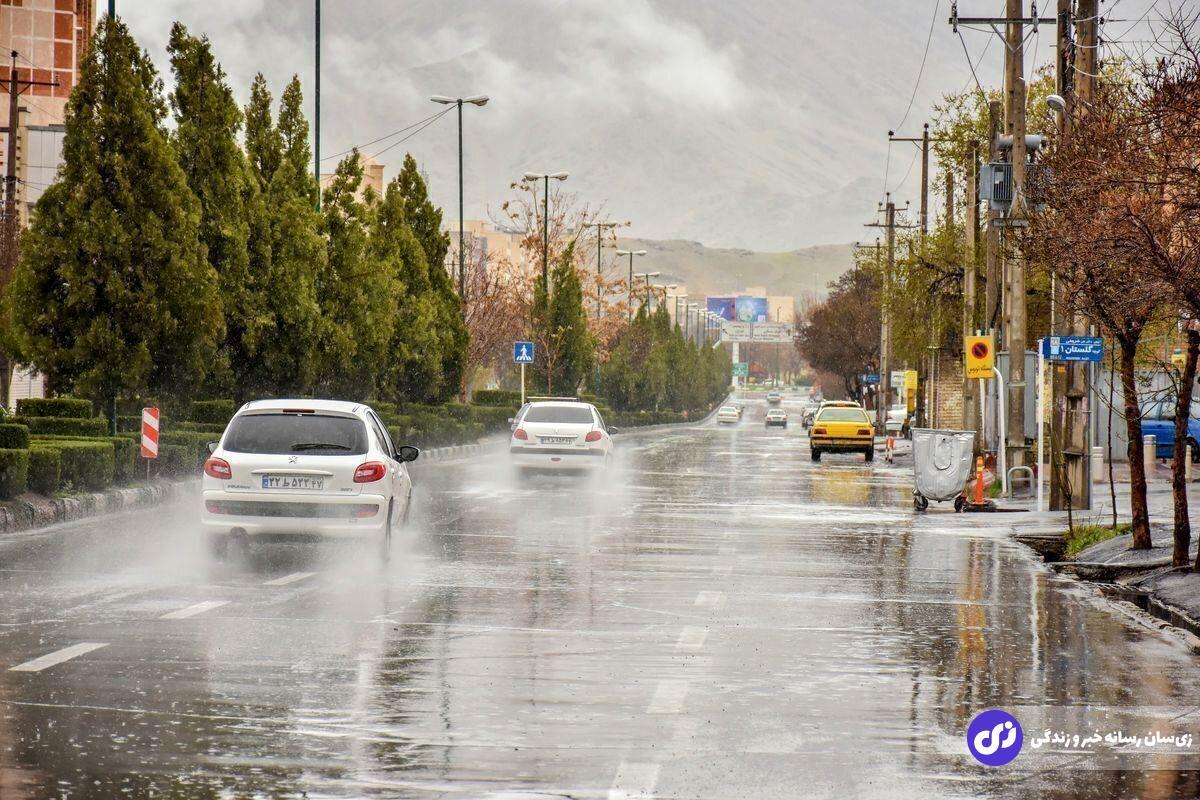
[396,154,468,401]
[7,18,219,419]
[244,75,321,397]
[533,243,595,395]
[316,153,396,398]
[168,23,263,401]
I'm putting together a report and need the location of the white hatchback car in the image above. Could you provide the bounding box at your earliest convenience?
[201,400,418,557]
[509,400,615,471]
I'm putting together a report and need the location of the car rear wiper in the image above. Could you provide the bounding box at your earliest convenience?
[291,442,353,451]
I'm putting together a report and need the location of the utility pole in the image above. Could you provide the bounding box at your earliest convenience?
[1004,0,1028,472]
[1052,0,1096,510]
[963,140,980,446]
[4,52,55,216]
[865,195,915,435]
[314,0,320,209]
[984,100,1002,336]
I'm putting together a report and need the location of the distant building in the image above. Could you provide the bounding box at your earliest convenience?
[0,0,95,222]
[320,153,384,202]
[442,219,530,277]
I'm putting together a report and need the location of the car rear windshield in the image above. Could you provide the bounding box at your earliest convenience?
[223,413,368,455]
[818,408,869,423]
[523,406,595,424]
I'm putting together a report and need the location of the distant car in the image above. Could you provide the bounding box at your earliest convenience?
[766,391,782,405]
[801,403,819,429]
[765,408,788,428]
[509,399,616,472]
[1142,399,1200,462]
[201,399,418,559]
[717,405,741,424]
[810,402,874,462]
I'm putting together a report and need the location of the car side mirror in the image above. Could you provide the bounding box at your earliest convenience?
[607,426,619,435]
[396,445,420,463]
[207,441,218,454]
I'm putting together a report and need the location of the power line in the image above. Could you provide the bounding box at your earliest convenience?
[370,106,452,160]
[895,0,943,133]
[321,106,452,163]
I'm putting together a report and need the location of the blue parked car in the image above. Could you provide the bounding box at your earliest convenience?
[1141,400,1200,462]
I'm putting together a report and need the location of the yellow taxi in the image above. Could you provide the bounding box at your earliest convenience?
[810,401,875,462]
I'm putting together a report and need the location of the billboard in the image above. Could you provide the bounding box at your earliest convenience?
[706,297,735,321]
[734,296,769,323]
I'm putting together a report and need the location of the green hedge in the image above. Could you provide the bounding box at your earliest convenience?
[33,435,139,484]
[15,397,92,419]
[187,399,234,424]
[28,448,60,495]
[155,444,193,478]
[471,389,522,407]
[0,449,28,499]
[15,416,108,437]
[31,441,114,492]
[0,423,30,449]
[173,421,227,435]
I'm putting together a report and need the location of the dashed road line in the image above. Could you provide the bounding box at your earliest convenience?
[263,572,316,587]
[646,680,690,714]
[609,760,660,799]
[675,626,708,650]
[159,600,229,620]
[9,642,107,672]
[694,590,726,610]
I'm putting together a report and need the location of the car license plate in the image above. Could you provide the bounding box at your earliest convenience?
[540,436,575,445]
[261,475,325,490]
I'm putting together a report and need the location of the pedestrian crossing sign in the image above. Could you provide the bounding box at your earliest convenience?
[513,341,535,364]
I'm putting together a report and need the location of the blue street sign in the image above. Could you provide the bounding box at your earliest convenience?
[513,341,535,364]
[863,373,881,385]
[1041,336,1103,362]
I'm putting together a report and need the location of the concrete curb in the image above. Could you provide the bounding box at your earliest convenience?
[0,479,196,536]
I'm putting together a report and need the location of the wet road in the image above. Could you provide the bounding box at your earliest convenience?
[3,392,1200,798]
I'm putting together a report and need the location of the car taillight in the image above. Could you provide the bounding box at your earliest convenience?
[813,428,826,435]
[513,428,528,440]
[204,457,231,479]
[858,428,872,436]
[353,461,387,483]
[585,430,602,443]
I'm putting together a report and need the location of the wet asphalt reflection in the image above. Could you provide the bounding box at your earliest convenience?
[3,392,1200,798]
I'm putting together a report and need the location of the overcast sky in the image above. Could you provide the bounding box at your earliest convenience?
[123,0,1170,251]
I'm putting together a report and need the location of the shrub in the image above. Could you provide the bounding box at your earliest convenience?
[155,444,193,478]
[160,431,218,468]
[0,449,29,499]
[15,416,108,437]
[472,389,522,407]
[0,423,30,449]
[173,421,227,435]
[32,435,139,484]
[187,399,234,424]
[28,448,60,494]
[32,441,114,492]
[15,397,92,419]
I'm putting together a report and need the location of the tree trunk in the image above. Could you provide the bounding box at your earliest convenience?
[1119,342,1152,549]
[107,393,118,437]
[1173,329,1200,567]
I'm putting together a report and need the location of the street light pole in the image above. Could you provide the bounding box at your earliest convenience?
[432,95,489,299]
[615,249,647,321]
[586,221,618,321]
[314,0,320,208]
[524,172,569,292]
[634,272,661,313]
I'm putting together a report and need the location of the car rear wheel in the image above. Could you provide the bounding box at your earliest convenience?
[1190,438,1200,464]
[811,449,821,462]
[864,448,874,463]
[380,500,394,563]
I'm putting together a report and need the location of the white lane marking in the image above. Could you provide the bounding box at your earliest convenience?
[694,590,726,610]
[9,642,108,672]
[646,680,690,714]
[263,571,316,587]
[675,626,708,651]
[609,760,660,799]
[159,600,229,620]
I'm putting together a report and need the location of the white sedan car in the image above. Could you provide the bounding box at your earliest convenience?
[716,405,741,424]
[509,400,615,471]
[201,399,418,558]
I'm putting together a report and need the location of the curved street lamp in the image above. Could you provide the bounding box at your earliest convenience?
[431,94,489,299]
[524,172,569,291]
